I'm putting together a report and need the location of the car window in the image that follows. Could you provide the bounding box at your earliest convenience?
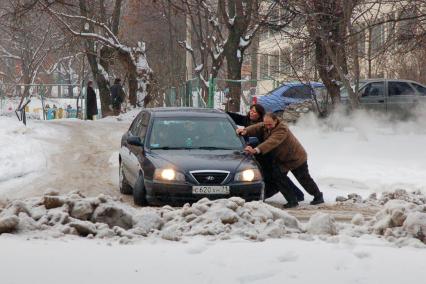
[360,82,384,97]
[148,117,243,150]
[284,86,312,99]
[129,112,143,135]
[388,82,416,96]
[411,83,426,96]
[340,82,367,98]
[138,113,151,139]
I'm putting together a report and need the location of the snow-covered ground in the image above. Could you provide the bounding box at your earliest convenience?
[1,109,425,284]
[0,117,67,185]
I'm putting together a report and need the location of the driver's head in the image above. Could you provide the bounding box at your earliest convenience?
[183,121,195,131]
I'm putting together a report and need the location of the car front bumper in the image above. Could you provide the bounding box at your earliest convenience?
[144,180,264,205]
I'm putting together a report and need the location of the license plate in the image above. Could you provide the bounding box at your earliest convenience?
[192,186,230,194]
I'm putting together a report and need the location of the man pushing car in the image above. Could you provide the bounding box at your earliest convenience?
[236,112,324,208]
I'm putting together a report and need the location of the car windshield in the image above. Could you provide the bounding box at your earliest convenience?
[148,117,243,150]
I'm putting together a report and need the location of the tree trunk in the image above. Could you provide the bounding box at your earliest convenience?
[79,0,111,117]
[226,55,243,112]
[85,49,111,117]
[225,28,243,112]
[118,42,152,107]
[314,36,340,106]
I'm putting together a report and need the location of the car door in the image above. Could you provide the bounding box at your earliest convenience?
[127,112,150,185]
[120,112,143,184]
[359,81,386,112]
[410,82,426,112]
[386,81,417,114]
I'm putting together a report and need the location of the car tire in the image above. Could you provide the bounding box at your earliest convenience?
[119,161,133,195]
[133,173,148,206]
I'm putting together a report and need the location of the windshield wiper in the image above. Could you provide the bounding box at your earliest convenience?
[195,146,238,150]
[151,146,191,150]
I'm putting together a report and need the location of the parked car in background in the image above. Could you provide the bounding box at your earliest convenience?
[340,79,426,115]
[252,82,327,115]
[119,108,264,206]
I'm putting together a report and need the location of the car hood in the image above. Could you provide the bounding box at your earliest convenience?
[147,149,257,172]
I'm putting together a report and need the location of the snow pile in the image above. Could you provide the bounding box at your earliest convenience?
[156,198,302,241]
[378,189,426,205]
[0,191,136,240]
[100,107,141,123]
[369,190,426,245]
[335,189,426,246]
[0,117,63,185]
[0,191,303,242]
[1,190,425,246]
[305,213,337,235]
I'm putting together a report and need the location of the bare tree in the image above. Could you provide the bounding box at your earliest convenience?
[0,0,64,105]
[168,0,281,111]
[275,0,426,112]
[121,0,187,105]
[38,0,154,113]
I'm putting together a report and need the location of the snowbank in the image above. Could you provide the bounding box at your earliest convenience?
[0,117,65,186]
[1,189,425,247]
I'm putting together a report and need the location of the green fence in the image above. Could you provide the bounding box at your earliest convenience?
[164,77,279,114]
[164,78,207,108]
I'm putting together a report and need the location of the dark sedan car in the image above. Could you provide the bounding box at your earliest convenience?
[119,108,264,206]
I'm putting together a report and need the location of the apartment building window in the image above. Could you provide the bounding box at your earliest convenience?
[279,47,291,74]
[357,29,366,56]
[270,51,280,77]
[269,6,280,36]
[304,47,316,70]
[259,54,269,78]
[370,24,385,54]
[397,9,417,42]
[386,12,396,40]
[292,42,304,69]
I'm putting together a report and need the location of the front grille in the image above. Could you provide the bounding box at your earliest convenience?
[191,171,229,184]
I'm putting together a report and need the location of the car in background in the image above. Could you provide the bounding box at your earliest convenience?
[119,107,264,206]
[252,81,327,114]
[340,79,426,115]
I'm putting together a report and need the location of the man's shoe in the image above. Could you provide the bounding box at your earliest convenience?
[310,193,324,205]
[283,202,299,209]
[297,195,304,202]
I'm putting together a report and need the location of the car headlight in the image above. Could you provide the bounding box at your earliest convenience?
[234,168,262,182]
[154,169,186,182]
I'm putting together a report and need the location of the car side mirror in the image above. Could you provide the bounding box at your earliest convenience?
[127,135,144,147]
[246,136,259,147]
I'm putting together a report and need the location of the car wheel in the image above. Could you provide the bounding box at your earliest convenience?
[119,161,133,195]
[133,173,148,206]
